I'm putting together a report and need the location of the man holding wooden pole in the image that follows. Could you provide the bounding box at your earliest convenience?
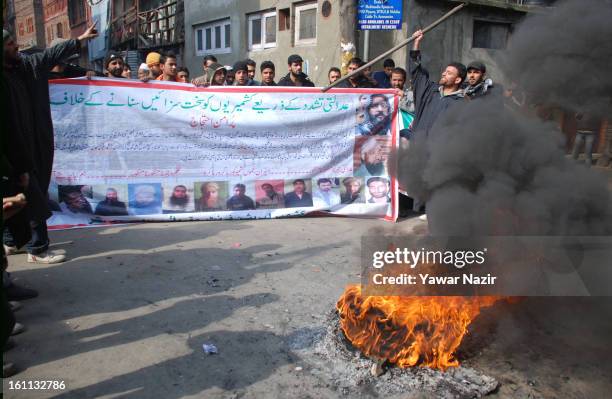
[408,29,467,140]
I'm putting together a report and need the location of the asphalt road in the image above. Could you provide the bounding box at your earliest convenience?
[3,213,611,398]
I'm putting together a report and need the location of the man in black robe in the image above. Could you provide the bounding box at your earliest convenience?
[3,24,98,264]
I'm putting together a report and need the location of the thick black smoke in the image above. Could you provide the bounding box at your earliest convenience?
[504,0,612,115]
[399,0,612,235]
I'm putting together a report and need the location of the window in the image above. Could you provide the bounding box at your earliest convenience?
[279,8,290,31]
[248,11,276,50]
[69,0,86,26]
[196,29,203,51]
[295,2,317,45]
[194,18,231,55]
[57,22,63,38]
[26,17,34,33]
[473,20,511,50]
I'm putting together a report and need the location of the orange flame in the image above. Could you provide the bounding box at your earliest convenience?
[336,285,502,370]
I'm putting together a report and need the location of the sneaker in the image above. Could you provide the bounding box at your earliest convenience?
[418,214,428,221]
[9,301,22,312]
[11,322,26,336]
[3,362,18,378]
[6,284,38,301]
[3,244,25,255]
[27,251,66,264]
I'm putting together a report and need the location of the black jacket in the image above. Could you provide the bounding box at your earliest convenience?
[277,72,315,87]
[95,200,128,216]
[464,78,503,103]
[335,75,379,88]
[4,39,82,192]
[3,39,82,221]
[409,50,464,138]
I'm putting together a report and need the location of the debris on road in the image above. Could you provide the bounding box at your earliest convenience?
[202,343,218,354]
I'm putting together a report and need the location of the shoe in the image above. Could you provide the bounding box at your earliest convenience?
[9,301,22,312]
[27,251,66,264]
[3,362,18,378]
[3,339,16,352]
[11,322,25,336]
[3,244,25,255]
[418,214,428,221]
[6,284,38,301]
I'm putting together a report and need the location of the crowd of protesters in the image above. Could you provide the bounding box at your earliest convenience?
[3,21,609,378]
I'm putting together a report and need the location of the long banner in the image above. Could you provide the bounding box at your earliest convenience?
[47,78,398,228]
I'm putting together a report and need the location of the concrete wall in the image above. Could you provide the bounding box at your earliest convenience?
[184,0,528,86]
[185,0,344,86]
[360,0,526,86]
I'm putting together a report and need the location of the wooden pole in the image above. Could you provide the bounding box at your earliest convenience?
[321,3,467,92]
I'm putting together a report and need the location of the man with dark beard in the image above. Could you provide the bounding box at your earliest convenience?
[3,24,97,264]
[163,185,191,213]
[463,61,501,101]
[356,94,392,135]
[95,188,128,216]
[277,54,315,87]
[104,51,126,78]
[409,29,466,139]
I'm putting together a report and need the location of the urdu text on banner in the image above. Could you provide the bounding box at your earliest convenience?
[47,79,399,229]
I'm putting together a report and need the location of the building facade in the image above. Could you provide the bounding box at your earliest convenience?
[43,0,70,46]
[67,0,91,39]
[184,0,553,86]
[14,0,46,52]
[107,0,184,70]
[66,0,92,66]
[184,0,344,84]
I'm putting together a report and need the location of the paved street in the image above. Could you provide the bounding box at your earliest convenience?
[3,216,423,398]
[4,212,612,398]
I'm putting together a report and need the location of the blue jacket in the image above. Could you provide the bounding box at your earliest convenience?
[372,70,391,88]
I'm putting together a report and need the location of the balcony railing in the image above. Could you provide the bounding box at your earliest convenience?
[110,5,138,47]
[137,0,183,49]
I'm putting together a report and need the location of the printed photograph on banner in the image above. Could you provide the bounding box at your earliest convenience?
[58,185,94,214]
[312,178,341,209]
[355,94,393,136]
[162,183,195,213]
[340,177,366,204]
[365,176,392,204]
[255,180,285,209]
[283,179,313,208]
[354,136,391,178]
[356,94,369,125]
[226,182,256,211]
[128,183,163,215]
[92,185,129,216]
[47,185,94,226]
[194,181,229,212]
[48,183,61,212]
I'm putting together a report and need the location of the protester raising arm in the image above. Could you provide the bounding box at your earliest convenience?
[24,23,98,76]
[409,30,437,105]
